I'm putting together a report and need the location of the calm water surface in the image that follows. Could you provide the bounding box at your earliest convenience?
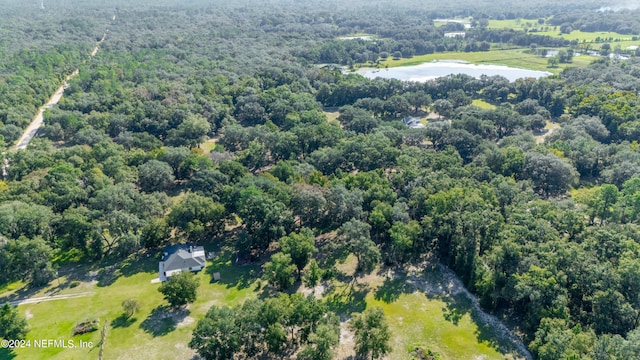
[359,61,552,82]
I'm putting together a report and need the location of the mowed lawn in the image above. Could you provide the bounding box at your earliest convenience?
[488,19,639,47]
[380,49,599,73]
[2,253,259,360]
[3,249,521,360]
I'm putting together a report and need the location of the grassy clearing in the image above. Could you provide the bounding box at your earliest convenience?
[324,110,340,123]
[2,249,258,360]
[488,19,638,47]
[488,19,545,30]
[0,280,24,297]
[472,99,496,109]
[532,30,634,44]
[324,257,516,360]
[380,49,598,73]
[2,244,521,360]
[369,291,504,360]
[534,120,561,144]
[199,139,217,154]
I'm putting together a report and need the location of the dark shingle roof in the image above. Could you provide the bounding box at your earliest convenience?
[162,244,206,272]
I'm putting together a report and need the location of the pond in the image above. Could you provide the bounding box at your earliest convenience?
[358,61,552,82]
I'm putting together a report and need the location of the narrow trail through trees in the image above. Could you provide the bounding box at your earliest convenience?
[406,265,533,360]
[12,14,115,151]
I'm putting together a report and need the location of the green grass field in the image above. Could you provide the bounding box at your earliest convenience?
[1,250,259,360]
[324,110,340,123]
[325,258,520,360]
[380,49,599,74]
[488,19,639,50]
[488,19,548,31]
[472,99,496,109]
[534,30,635,45]
[370,291,504,360]
[2,247,523,360]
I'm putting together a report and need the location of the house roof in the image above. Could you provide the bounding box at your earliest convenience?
[402,117,425,128]
[162,244,206,272]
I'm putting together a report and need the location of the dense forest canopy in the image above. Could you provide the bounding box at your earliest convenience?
[2,0,640,359]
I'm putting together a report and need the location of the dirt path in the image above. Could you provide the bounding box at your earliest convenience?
[534,120,560,144]
[406,265,533,360]
[326,263,532,360]
[12,15,114,151]
[9,291,94,306]
[14,70,77,150]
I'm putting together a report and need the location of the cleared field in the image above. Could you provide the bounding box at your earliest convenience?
[472,99,497,109]
[326,257,525,360]
[488,19,638,47]
[380,49,599,73]
[324,110,340,123]
[534,30,635,43]
[369,291,505,360]
[488,19,548,30]
[199,139,217,154]
[1,250,259,360]
[534,120,561,144]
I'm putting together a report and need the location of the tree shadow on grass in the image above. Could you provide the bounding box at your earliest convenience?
[111,314,136,328]
[440,292,508,353]
[374,277,413,303]
[139,305,188,337]
[0,347,16,359]
[96,251,159,287]
[205,247,260,291]
[325,281,368,317]
[0,283,42,305]
[442,304,464,325]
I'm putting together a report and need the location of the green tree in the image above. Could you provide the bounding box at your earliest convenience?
[265,323,287,354]
[1,237,56,286]
[298,323,340,360]
[0,303,29,340]
[291,184,327,228]
[280,228,317,279]
[303,259,323,288]
[433,99,453,118]
[167,114,211,148]
[189,306,241,360]
[158,271,200,307]
[137,160,175,192]
[236,186,294,252]
[264,253,297,290]
[122,298,140,318]
[338,219,380,276]
[593,184,619,225]
[168,193,226,242]
[349,307,391,360]
[524,152,578,197]
[42,164,87,212]
[140,217,170,249]
[389,220,422,262]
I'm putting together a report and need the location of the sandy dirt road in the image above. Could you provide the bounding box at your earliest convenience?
[9,291,94,306]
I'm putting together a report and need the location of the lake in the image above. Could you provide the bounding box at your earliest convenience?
[359,61,552,82]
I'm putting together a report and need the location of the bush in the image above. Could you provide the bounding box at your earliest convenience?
[73,319,99,335]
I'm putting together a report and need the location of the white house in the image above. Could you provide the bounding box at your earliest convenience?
[159,244,206,282]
